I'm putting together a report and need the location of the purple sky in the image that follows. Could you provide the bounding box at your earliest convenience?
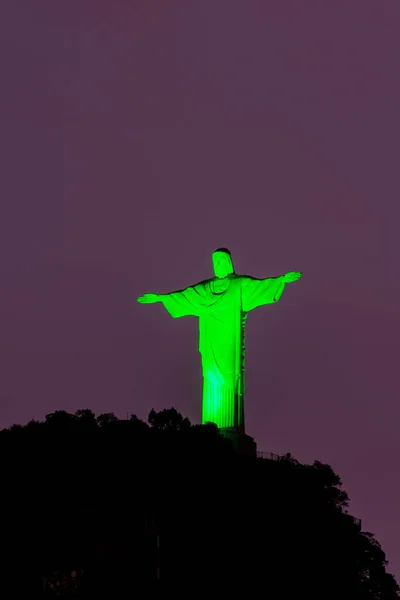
[1,0,400,579]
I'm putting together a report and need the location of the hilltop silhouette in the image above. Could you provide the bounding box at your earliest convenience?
[0,407,398,599]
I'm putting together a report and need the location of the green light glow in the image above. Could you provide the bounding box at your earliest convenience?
[138,249,301,433]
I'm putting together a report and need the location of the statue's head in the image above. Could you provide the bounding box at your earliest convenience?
[212,248,234,279]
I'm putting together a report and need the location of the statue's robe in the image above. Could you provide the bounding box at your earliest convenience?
[161,274,286,430]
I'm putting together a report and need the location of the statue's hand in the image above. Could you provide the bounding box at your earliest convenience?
[137,293,161,304]
[283,271,302,283]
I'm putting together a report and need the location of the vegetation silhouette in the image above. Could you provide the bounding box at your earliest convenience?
[0,407,398,599]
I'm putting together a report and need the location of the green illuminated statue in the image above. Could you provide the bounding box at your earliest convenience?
[137,249,301,434]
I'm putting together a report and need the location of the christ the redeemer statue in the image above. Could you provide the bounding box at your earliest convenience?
[137,248,301,433]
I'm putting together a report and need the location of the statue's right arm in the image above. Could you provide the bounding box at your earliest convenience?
[137,293,163,304]
[139,284,205,318]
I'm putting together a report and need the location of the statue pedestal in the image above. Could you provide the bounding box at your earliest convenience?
[220,428,257,457]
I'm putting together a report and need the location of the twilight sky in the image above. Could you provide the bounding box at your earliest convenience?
[1,0,400,579]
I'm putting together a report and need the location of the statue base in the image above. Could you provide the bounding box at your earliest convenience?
[220,428,257,457]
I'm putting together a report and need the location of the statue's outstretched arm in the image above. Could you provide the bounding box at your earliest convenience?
[241,271,302,312]
[137,287,190,304]
[282,271,302,283]
[138,283,206,318]
[137,293,163,304]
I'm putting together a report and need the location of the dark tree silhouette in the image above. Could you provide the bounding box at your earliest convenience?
[44,409,77,429]
[0,407,398,599]
[96,412,118,428]
[129,413,150,433]
[75,409,97,427]
[148,407,191,431]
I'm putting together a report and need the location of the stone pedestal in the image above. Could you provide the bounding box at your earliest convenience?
[220,428,257,457]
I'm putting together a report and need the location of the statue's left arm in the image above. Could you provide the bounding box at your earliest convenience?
[241,271,302,312]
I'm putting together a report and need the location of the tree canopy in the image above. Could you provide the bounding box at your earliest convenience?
[0,407,398,599]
